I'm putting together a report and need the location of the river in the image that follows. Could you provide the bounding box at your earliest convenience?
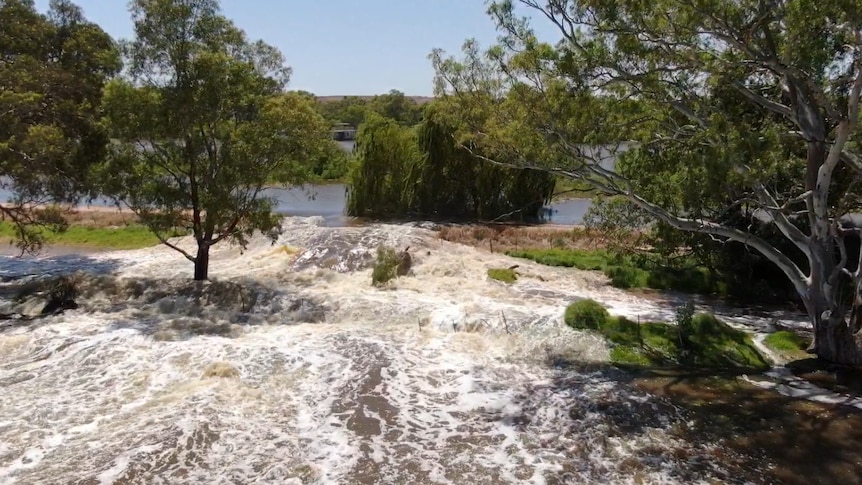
[0,184,593,228]
[1,217,861,484]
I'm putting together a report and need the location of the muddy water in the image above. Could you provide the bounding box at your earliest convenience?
[0,216,859,484]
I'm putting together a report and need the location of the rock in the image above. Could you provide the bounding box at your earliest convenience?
[396,247,412,276]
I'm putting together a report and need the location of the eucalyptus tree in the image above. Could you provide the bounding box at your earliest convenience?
[0,0,119,252]
[101,0,329,280]
[432,0,862,363]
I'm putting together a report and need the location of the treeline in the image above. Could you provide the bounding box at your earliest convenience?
[310,90,426,128]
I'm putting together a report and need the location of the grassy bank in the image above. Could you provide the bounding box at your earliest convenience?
[565,299,770,370]
[0,221,170,250]
[508,248,716,294]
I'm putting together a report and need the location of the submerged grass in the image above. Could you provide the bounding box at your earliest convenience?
[564,299,770,371]
[487,268,518,284]
[508,248,716,294]
[0,222,173,250]
[763,330,811,361]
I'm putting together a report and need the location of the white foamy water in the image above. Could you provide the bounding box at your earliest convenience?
[0,217,808,484]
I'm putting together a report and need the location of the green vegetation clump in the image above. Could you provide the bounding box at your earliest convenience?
[487,268,517,284]
[564,299,769,370]
[564,299,609,330]
[764,331,811,360]
[508,248,714,294]
[0,222,176,250]
[371,246,400,286]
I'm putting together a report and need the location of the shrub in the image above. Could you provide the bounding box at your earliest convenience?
[606,266,646,289]
[371,246,399,286]
[563,301,769,370]
[564,299,610,330]
[487,268,517,283]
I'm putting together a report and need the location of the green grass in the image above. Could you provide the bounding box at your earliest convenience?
[0,222,176,250]
[487,268,518,284]
[507,248,715,294]
[763,330,811,360]
[564,299,770,371]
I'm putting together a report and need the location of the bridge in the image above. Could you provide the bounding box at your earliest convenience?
[332,123,356,141]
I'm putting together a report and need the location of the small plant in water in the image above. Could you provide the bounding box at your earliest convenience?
[487,268,517,284]
[372,246,399,286]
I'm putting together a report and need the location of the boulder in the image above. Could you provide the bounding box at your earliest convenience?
[395,247,412,276]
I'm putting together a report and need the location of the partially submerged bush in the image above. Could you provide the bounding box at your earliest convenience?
[508,248,717,295]
[371,245,411,286]
[564,299,610,330]
[487,268,517,283]
[372,246,399,286]
[563,300,769,370]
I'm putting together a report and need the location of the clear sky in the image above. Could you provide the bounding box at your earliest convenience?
[34,0,552,97]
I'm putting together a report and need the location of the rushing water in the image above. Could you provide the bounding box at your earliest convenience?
[0,217,858,484]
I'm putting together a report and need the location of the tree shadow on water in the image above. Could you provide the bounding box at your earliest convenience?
[0,253,123,280]
[543,361,862,485]
[95,278,327,341]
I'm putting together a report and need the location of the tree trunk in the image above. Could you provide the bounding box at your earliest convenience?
[807,281,862,365]
[813,315,862,366]
[194,242,210,281]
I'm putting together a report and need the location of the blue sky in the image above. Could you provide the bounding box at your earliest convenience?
[34,0,553,96]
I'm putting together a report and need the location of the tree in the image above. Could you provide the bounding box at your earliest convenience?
[0,0,119,252]
[432,0,862,364]
[369,90,423,126]
[100,0,329,280]
[346,107,555,220]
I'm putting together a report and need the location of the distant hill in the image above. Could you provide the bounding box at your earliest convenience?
[316,95,435,105]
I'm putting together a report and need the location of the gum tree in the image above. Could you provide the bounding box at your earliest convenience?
[0,0,119,252]
[101,0,329,280]
[432,0,862,364]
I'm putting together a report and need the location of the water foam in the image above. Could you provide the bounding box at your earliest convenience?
[0,217,804,484]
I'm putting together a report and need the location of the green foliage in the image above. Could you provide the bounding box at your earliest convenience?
[563,299,609,330]
[487,268,517,283]
[431,0,862,363]
[346,114,421,218]
[99,0,330,280]
[764,331,809,352]
[507,248,716,294]
[308,140,351,181]
[346,106,555,221]
[371,245,399,286]
[764,331,812,361]
[0,0,120,252]
[564,301,769,370]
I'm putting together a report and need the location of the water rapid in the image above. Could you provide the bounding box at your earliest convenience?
[0,217,845,484]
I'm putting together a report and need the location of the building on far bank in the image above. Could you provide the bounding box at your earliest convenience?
[332,123,356,141]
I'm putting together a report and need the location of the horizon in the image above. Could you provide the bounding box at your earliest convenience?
[33,0,559,97]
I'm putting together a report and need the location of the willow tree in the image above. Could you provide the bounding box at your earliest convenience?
[346,108,554,221]
[100,0,329,280]
[432,0,862,364]
[0,0,119,252]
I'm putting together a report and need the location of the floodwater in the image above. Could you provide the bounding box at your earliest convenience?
[0,217,859,484]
